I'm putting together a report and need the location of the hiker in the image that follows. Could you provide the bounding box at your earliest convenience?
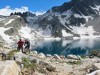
[24,39,30,54]
[17,39,24,53]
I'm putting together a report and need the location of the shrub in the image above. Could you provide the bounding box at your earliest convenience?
[22,57,37,70]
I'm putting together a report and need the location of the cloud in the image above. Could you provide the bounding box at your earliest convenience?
[32,11,46,16]
[0,6,28,16]
[0,6,46,16]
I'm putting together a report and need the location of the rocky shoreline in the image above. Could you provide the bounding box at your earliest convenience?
[0,48,100,75]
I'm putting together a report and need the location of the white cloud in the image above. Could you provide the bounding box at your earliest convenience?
[32,11,46,16]
[0,6,28,16]
[0,6,46,16]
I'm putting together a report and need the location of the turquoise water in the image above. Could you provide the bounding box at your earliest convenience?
[32,39,100,56]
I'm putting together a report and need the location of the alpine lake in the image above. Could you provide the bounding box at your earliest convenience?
[32,38,100,56]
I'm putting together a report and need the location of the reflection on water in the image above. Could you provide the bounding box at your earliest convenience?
[32,39,100,56]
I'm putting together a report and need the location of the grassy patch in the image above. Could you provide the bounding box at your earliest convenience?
[22,57,37,70]
[81,56,87,59]
[6,50,19,60]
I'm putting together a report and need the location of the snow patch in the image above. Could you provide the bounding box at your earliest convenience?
[90,5,100,14]
[5,19,14,25]
[71,26,97,38]
[74,14,93,22]
[0,27,13,43]
[62,29,73,37]
[44,37,61,41]
[19,26,33,40]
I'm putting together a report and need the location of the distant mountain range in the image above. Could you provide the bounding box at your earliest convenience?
[0,0,100,46]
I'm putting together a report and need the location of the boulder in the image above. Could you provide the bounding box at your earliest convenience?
[67,54,80,60]
[46,54,52,57]
[53,54,60,59]
[38,53,45,58]
[86,70,100,75]
[31,59,39,64]
[95,71,100,75]
[0,60,20,75]
[39,61,56,72]
[46,64,56,72]
[90,50,100,57]
[60,55,65,59]
[92,63,100,70]
[33,51,38,55]
[39,60,48,66]
[14,52,28,62]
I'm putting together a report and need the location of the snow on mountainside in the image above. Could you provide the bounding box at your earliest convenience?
[10,0,100,38]
[26,0,100,38]
[0,15,44,47]
[5,19,14,25]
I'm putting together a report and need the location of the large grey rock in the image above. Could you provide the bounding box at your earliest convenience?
[46,64,56,72]
[90,50,100,57]
[0,60,20,75]
[53,54,60,59]
[14,52,28,62]
[67,54,80,60]
[86,70,100,75]
[31,59,40,64]
[33,51,38,55]
[92,63,100,70]
[46,54,52,57]
[38,53,45,58]
[95,71,100,75]
[39,60,56,72]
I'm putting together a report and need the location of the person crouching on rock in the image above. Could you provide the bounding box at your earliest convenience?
[24,39,30,54]
[17,39,24,53]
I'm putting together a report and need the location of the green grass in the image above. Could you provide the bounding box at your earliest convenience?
[22,57,37,70]
[6,50,19,60]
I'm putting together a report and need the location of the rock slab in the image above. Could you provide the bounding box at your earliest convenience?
[92,63,100,70]
[0,60,20,75]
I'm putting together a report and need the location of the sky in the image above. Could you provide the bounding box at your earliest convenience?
[0,0,71,16]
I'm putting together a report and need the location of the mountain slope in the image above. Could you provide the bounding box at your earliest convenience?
[0,15,44,47]
[28,0,100,37]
